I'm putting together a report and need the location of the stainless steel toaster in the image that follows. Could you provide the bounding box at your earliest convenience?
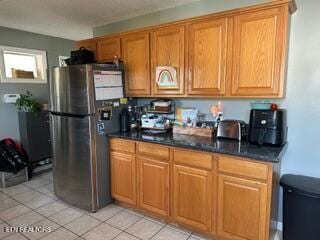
[216,120,247,141]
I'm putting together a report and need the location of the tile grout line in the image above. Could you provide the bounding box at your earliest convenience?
[2,192,191,240]
[65,206,129,237]
[0,179,87,240]
[0,176,87,239]
[2,187,190,240]
[0,192,69,240]
[22,181,58,201]
[1,175,218,240]
[147,223,166,240]
[105,209,143,234]
[59,206,139,238]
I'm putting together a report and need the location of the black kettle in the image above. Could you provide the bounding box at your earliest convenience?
[119,108,130,132]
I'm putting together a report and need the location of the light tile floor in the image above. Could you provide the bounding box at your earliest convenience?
[0,171,282,240]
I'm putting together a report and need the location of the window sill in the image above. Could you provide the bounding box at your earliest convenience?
[0,78,47,84]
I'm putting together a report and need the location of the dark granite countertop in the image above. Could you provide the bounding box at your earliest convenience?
[107,131,287,163]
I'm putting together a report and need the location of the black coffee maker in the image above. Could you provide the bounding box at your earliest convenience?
[248,109,287,146]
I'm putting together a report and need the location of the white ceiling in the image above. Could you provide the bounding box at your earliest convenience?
[0,0,198,41]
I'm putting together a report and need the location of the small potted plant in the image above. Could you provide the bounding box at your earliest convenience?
[15,91,41,116]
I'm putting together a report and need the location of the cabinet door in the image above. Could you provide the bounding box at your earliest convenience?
[217,174,269,240]
[75,39,96,57]
[110,152,136,205]
[96,37,121,62]
[151,26,185,95]
[122,33,150,96]
[173,165,212,231]
[230,7,287,97]
[138,157,169,216]
[188,18,228,96]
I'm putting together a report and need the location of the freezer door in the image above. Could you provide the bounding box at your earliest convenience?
[49,65,95,115]
[50,113,97,211]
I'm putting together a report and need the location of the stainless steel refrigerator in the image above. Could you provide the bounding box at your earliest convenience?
[49,64,131,212]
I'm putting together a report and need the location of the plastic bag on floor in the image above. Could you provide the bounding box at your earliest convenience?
[0,138,27,174]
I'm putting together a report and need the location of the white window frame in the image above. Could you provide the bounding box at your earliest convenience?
[0,46,48,84]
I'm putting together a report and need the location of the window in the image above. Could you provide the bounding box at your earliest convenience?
[0,46,47,83]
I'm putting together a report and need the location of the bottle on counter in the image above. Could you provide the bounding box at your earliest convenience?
[119,108,130,132]
[135,106,143,128]
[128,105,139,129]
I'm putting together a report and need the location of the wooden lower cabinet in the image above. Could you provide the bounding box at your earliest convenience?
[110,138,274,240]
[138,156,169,216]
[217,174,269,240]
[110,151,136,205]
[173,164,212,231]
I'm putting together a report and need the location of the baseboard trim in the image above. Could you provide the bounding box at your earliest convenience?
[271,220,283,231]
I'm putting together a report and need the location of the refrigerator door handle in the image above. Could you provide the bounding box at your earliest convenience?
[49,111,93,118]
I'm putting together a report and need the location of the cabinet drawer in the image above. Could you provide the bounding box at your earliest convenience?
[110,138,135,153]
[137,142,169,160]
[173,149,212,170]
[218,155,270,181]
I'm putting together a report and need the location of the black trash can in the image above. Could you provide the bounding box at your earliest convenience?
[280,174,320,240]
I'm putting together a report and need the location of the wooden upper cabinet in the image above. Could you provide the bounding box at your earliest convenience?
[173,164,212,231]
[75,39,96,58]
[96,37,121,62]
[217,174,269,240]
[122,32,151,96]
[151,25,185,95]
[110,152,137,205]
[138,156,169,216]
[188,18,228,96]
[230,7,288,97]
[76,1,293,98]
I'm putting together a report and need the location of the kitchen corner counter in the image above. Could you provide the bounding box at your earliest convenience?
[107,131,287,163]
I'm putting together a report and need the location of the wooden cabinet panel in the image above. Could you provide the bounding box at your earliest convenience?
[77,1,293,99]
[151,25,185,95]
[173,165,212,231]
[230,7,287,97]
[110,152,136,205]
[109,138,274,239]
[110,138,135,154]
[188,18,228,96]
[137,142,169,160]
[75,39,96,57]
[122,32,151,96]
[219,155,270,181]
[96,37,121,62]
[173,149,212,170]
[217,174,269,240]
[138,157,169,216]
